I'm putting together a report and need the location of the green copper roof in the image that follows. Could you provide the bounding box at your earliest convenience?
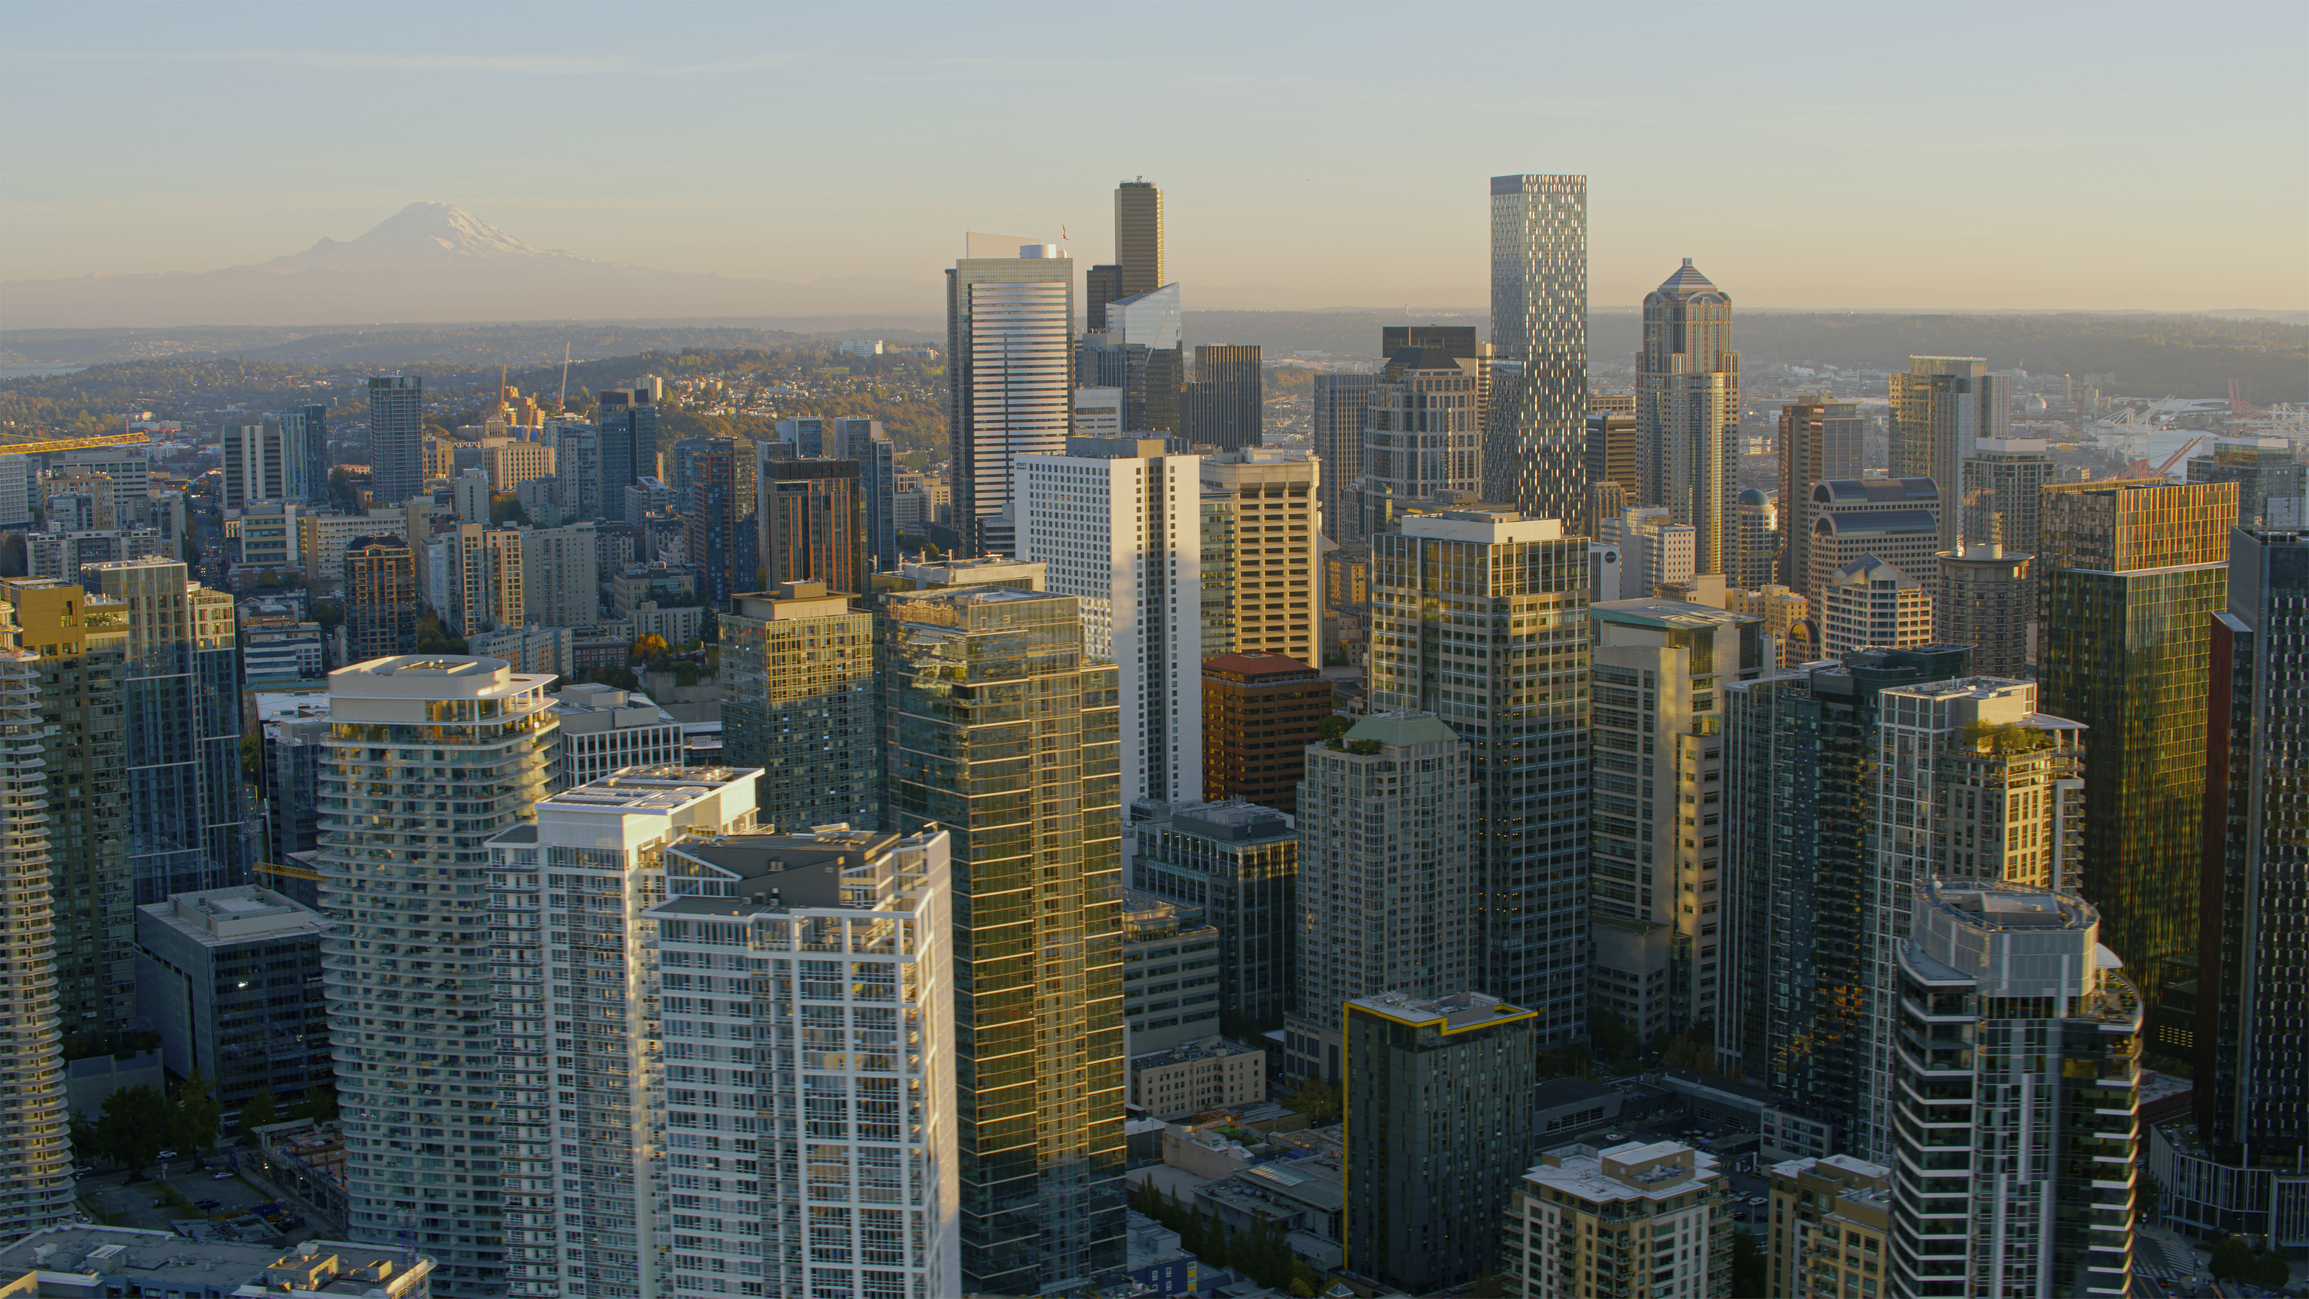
[1343,712,1460,748]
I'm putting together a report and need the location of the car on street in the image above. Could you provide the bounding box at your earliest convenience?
[157,1149,178,1159]
[195,1199,221,1210]
[213,1171,234,1180]
[1749,1196,1766,1206]
[71,1166,92,1177]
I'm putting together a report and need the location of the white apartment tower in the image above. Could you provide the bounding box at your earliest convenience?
[0,642,73,1239]
[489,766,764,1299]
[947,240,1073,554]
[1859,676,2086,1160]
[1889,882,2140,1299]
[318,656,559,1295]
[1016,437,1203,806]
[1281,712,1473,1082]
[644,826,958,1299]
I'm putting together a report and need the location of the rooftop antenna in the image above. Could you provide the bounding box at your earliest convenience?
[558,343,572,410]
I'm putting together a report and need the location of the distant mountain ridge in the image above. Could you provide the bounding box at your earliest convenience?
[1,202,942,328]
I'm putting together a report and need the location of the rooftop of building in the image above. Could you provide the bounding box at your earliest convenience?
[730,583,860,619]
[138,886,323,947]
[1218,1155,1346,1215]
[1589,597,1760,630]
[1348,988,1533,1032]
[253,690,331,723]
[1814,511,1940,539]
[1151,798,1297,844]
[0,1227,430,1298]
[1397,507,1566,545]
[649,825,928,919]
[535,766,761,818]
[1340,710,1459,750]
[1829,554,1924,585]
[1526,1141,1723,1204]
[1122,887,1211,940]
[1812,478,1938,505]
[549,683,675,728]
[1203,651,1318,680]
[329,654,553,702]
[1129,1035,1265,1070]
[1534,1076,1624,1110]
[1927,879,2091,931]
[1652,257,1721,299]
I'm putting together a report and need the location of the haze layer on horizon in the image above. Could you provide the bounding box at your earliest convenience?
[4,1,2302,313]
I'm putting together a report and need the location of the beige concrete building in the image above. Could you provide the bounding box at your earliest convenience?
[1933,542,2033,675]
[1767,1155,1891,1299]
[1588,599,1764,1044]
[1201,447,1321,665]
[1127,1037,1266,1120]
[1504,1140,1731,1299]
[482,438,553,492]
[1819,555,1933,658]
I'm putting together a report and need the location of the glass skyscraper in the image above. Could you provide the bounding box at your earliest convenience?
[1486,174,1588,525]
[2038,479,2237,997]
[882,585,1124,1294]
[366,374,424,506]
[947,244,1074,554]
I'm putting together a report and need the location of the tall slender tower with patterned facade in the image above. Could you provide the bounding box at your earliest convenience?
[1638,260,1740,575]
[1486,174,1588,526]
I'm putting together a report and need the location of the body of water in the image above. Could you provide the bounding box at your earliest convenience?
[0,364,89,379]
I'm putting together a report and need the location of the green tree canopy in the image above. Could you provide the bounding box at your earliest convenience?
[172,1066,222,1155]
[238,1085,278,1134]
[97,1084,171,1180]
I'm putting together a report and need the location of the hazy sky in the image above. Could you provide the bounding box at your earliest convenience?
[4,2,2303,311]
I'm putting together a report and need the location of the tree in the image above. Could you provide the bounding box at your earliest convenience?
[491,494,528,526]
[2252,1242,2291,1289]
[238,1084,278,1134]
[1283,1078,1342,1124]
[631,633,669,664]
[97,1084,171,1180]
[69,1116,100,1165]
[173,1067,223,1155]
[1316,715,1352,741]
[2210,1235,2259,1281]
[1731,1226,1769,1298]
[292,1086,338,1123]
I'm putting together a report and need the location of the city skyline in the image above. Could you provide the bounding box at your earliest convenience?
[2,5,2302,314]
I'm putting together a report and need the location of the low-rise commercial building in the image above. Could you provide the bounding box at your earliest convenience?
[0,1228,432,1299]
[1123,889,1223,1056]
[1128,1037,1266,1121]
[547,682,683,789]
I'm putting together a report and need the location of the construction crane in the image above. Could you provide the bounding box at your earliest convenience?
[2127,435,2207,480]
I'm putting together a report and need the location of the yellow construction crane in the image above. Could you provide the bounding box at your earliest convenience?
[0,430,152,456]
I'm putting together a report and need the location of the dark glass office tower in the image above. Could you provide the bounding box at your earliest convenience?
[1313,373,1377,541]
[2039,479,2236,995]
[1721,645,1971,1149]
[595,387,657,508]
[670,435,750,608]
[2198,527,2309,1172]
[366,375,424,505]
[1115,178,1163,298]
[1086,263,1124,332]
[1181,343,1263,451]
[1086,284,1184,435]
[1486,174,1588,525]
[285,404,329,504]
[85,557,244,905]
[344,537,418,661]
[884,586,1124,1295]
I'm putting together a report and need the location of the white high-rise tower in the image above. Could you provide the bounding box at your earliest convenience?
[1016,437,1203,806]
[319,655,558,1295]
[947,239,1074,554]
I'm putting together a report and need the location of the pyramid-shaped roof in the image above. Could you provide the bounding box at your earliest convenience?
[1656,257,1719,297]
